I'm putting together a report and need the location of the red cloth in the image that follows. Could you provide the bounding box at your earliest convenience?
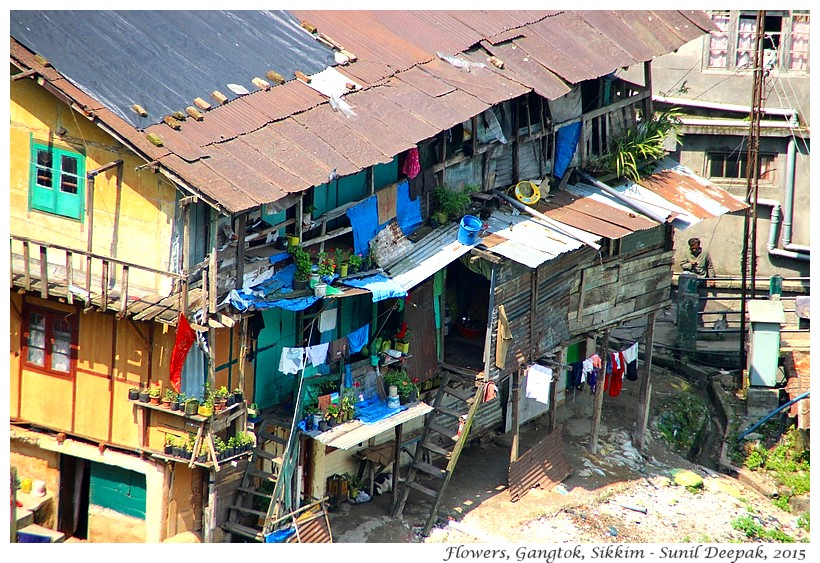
[604,352,625,397]
[402,147,420,179]
[169,313,196,393]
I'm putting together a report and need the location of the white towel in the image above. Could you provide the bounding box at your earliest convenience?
[306,342,330,367]
[278,346,305,374]
[525,364,553,405]
[622,342,639,364]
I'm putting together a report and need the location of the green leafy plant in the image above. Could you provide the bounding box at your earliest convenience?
[317,251,337,276]
[433,185,477,219]
[324,403,341,420]
[215,385,230,399]
[590,108,683,183]
[164,388,177,401]
[289,245,313,281]
[731,514,795,543]
[149,386,161,399]
[383,368,417,398]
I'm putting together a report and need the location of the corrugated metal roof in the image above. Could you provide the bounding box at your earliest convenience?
[387,224,475,291]
[11,11,716,214]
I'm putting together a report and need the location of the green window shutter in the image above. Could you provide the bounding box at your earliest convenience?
[29,141,85,221]
[89,462,147,520]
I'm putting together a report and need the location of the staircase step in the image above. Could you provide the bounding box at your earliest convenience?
[247,467,278,482]
[222,521,264,542]
[257,430,288,445]
[237,486,273,498]
[254,449,284,464]
[433,404,464,419]
[228,505,267,518]
[428,422,459,441]
[412,461,447,479]
[404,480,438,498]
[442,385,475,402]
[419,441,453,458]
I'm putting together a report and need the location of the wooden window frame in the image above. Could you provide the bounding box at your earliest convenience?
[706,151,776,186]
[21,305,79,379]
[29,139,86,221]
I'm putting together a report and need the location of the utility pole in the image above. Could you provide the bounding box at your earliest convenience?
[739,10,766,386]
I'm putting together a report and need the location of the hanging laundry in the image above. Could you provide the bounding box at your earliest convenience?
[344,364,353,388]
[327,336,349,363]
[622,342,639,364]
[588,368,599,394]
[279,346,305,374]
[346,323,370,354]
[402,146,421,179]
[526,364,553,405]
[566,361,584,390]
[590,353,602,370]
[622,341,639,381]
[483,380,498,403]
[306,342,330,367]
[604,351,625,397]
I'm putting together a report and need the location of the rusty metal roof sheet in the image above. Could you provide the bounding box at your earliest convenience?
[11,11,715,214]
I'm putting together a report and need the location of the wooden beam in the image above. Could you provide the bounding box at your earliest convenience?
[235,214,246,290]
[589,330,609,454]
[510,365,522,463]
[39,245,48,299]
[635,311,656,451]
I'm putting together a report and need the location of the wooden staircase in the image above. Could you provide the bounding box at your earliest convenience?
[222,417,290,542]
[392,370,487,536]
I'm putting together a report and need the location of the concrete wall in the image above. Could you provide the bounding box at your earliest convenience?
[620,26,811,283]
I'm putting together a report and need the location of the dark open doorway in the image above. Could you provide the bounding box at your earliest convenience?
[443,259,490,371]
[57,455,90,540]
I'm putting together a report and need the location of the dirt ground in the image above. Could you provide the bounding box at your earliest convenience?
[328,347,810,545]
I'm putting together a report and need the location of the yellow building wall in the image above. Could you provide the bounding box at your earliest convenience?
[10,293,24,418]
[10,70,179,293]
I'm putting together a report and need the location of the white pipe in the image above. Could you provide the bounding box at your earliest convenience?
[574,170,671,225]
[655,95,798,123]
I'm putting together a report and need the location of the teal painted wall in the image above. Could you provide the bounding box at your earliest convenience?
[254,308,298,409]
[89,462,147,520]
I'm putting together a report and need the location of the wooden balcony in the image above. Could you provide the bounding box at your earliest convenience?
[9,235,203,324]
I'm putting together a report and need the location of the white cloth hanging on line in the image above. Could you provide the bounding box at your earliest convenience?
[525,364,553,405]
[279,346,305,374]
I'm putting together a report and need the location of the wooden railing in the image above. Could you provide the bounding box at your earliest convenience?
[9,235,191,321]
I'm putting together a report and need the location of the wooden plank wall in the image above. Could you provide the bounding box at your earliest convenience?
[12,294,254,452]
[569,248,673,334]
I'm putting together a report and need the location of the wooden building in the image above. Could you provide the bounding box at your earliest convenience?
[9,10,746,542]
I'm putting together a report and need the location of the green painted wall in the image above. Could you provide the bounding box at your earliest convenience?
[254,308,298,409]
[89,461,147,520]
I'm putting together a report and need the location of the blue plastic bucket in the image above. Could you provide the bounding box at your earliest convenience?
[457,215,482,245]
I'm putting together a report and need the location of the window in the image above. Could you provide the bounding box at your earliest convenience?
[707,152,775,184]
[706,11,809,73]
[29,140,85,220]
[23,307,77,376]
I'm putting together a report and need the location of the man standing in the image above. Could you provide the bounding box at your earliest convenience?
[680,237,716,286]
[680,237,716,327]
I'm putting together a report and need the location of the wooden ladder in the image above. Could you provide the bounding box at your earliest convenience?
[222,417,290,542]
[392,370,487,536]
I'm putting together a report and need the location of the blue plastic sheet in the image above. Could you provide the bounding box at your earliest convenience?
[554,122,582,178]
[341,274,407,302]
[265,527,297,543]
[355,397,407,424]
[229,263,321,311]
[396,179,422,235]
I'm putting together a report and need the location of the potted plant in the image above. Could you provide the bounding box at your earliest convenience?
[394,322,411,354]
[214,385,229,412]
[185,437,195,460]
[128,387,140,401]
[433,185,476,222]
[164,434,174,455]
[348,252,363,274]
[196,441,209,464]
[138,387,150,403]
[198,394,214,417]
[227,435,238,458]
[317,251,337,280]
[213,436,227,461]
[340,396,355,422]
[149,386,161,405]
[324,403,341,426]
[233,387,243,405]
[384,368,418,404]
[173,392,185,412]
[289,245,313,290]
[162,388,176,409]
[184,397,199,416]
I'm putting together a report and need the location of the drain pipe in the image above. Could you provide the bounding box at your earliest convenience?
[781,138,810,254]
[574,170,671,225]
[758,140,809,262]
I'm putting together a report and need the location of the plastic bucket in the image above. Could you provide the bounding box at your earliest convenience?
[457,215,482,245]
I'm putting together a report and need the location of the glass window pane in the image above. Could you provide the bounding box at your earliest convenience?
[709,155,725,177]
[36,150,53,188]
[60,155,80,194]
[51,352,71,373]
[725,158,739,179]
[27,312,46,366]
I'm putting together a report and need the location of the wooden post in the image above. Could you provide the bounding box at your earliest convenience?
[65,250,73,305]
[85,175,95,306]
[390,423,403,515]
[39,245,48,299]
[589,330,609,454]
[510,365,521,463]
[181,200,191,318]
[235,214,246,290]
[635,311,656,451]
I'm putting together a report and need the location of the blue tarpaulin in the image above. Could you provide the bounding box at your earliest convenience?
[228,264,321,311]
[340,274,407,302]
[554,122,582,178]
[346,179,423,256]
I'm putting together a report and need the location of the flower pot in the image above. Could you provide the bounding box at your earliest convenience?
[318,421,329,432]
[233,392,243,404]
[184,399,199,415]
[313,414,323,428]
[314,283,327,297]
[172,446,183,457]
[340,263,349,277]
[197,453,208,464]
[395,341,410,354]
[225,395,235,407]
[139,390,150,403]
[293,276,309,290]
[161,399,171,409]
[287,235,300,248]
[149,396,160,405]
[170,400,180,411]
[164,444,173,455]
[214,398,227,412]
[309,273,320,288]
[198,404,213,417]
[304,414,315,431]
[128,389,139,401]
